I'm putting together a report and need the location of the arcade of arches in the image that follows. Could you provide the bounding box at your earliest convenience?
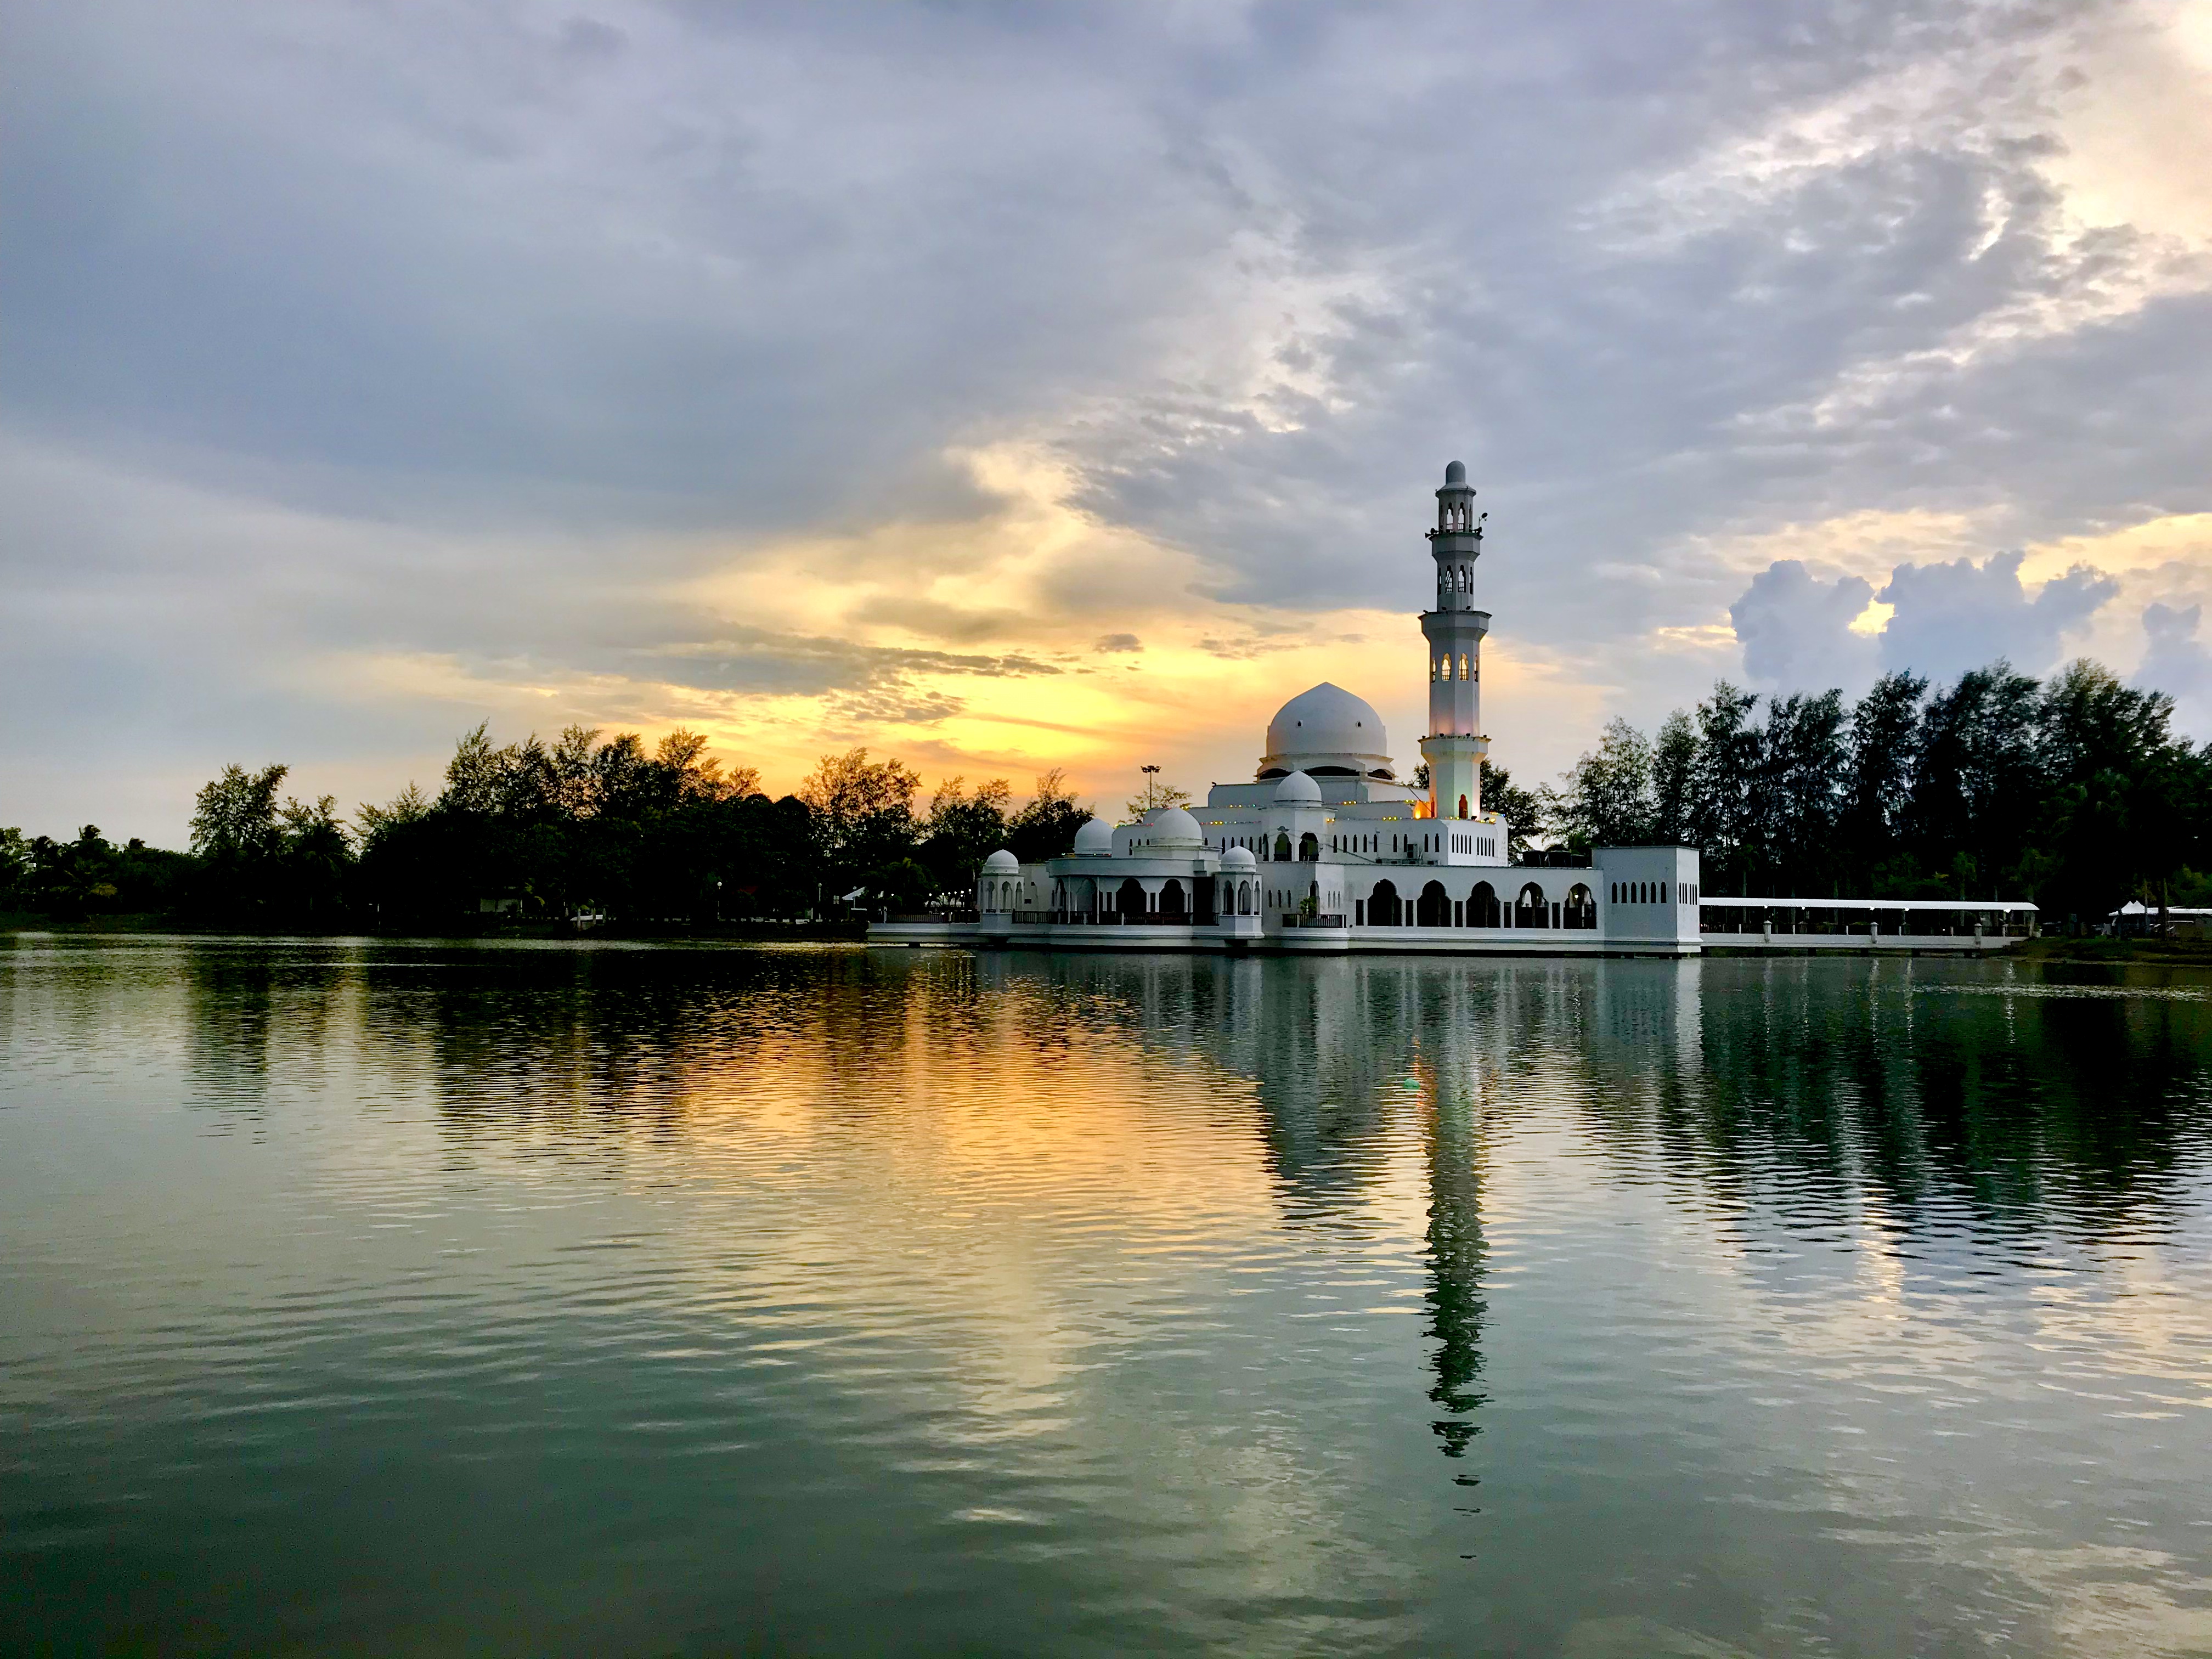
[1357,879,1597,929]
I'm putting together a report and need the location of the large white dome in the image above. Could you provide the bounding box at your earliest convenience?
[1070,817,1113,856]
[1260,682,1393,780]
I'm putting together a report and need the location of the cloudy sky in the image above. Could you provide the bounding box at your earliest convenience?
[6,1,2211,841]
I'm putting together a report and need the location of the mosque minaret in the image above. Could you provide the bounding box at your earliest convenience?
[1419,459,1489,824]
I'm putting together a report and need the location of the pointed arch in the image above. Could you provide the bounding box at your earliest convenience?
[1470,882,1499,927]
[1369,879,1401,927]
[1417,881,1451,927]
[1515,882,1548,928]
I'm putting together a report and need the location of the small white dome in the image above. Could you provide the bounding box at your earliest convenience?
[981,848,1019,874]
[1070,817,1113,856]
[1221,844,1257,870]
[1272,770,1323,805]
[1145,805,1204,847]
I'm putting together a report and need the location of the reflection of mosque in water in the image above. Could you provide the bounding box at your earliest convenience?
[973,951,1706,1457]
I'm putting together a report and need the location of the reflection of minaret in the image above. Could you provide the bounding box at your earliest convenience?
[1416,1057,1487,1459]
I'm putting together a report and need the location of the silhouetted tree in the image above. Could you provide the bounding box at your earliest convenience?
[1838,671,1926,891]
[1651,710,1698,845]
[1556,718,1656,853]
[1005,770,1091,865]
[1688,682,1761,891]
[1475,759,1544,862]
[918,775,1011,895]
[1752,690,1846,894]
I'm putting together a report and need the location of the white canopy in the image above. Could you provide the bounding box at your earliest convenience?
[1699,896,2038,912]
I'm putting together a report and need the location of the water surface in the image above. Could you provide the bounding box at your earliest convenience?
[4,938,2210,1656]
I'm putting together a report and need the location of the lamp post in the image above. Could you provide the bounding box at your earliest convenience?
[1141,764,1161,812]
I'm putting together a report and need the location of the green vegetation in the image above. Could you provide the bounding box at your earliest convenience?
[0,824,196,924]
[1546,658,2212,924]
[1,726,1092,933]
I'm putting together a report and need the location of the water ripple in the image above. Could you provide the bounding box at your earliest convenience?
[2,939,2209,1655]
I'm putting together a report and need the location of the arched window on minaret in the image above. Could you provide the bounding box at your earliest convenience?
[1459,653,1469,680]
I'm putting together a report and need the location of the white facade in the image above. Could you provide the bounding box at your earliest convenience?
[964,830,1699,956]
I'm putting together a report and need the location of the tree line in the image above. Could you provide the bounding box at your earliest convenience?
[0,725,1088,929]
[5,655,2205,931]
[1538,657,2211,923]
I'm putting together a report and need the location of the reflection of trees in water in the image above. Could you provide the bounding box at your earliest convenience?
[404,947,997,1160]
[183,943,344,1115]
[1684,960,2212,1247]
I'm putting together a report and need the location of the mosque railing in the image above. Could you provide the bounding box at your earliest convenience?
[1695,902,2036,938]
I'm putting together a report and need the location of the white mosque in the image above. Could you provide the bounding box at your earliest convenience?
[871,462,1707,956]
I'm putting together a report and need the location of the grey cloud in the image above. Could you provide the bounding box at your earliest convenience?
[642,630,1062,698]
[822,687,967,730]
[845,597,1035,646]
[1194,634,1308,661]
[1877,550,2118,682]
[1093,634,1142,653]
[2136,602,2212,738]
[1725,545,2125,699]
[1729,561,1878,695]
